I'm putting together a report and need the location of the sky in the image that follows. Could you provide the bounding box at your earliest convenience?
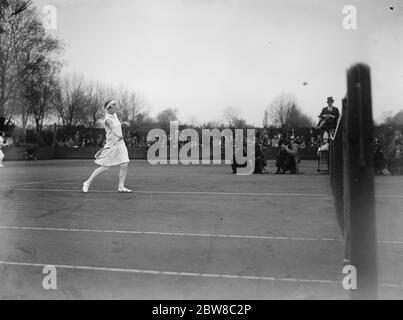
[33,0,403,126]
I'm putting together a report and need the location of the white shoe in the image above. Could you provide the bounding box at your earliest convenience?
[118,187,132,193]
[0,164,3,168]
[82,181,90,193]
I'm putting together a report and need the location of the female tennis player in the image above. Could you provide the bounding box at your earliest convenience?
[82,100,132,193]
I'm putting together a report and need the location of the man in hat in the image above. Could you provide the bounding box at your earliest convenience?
[317,97,340,131]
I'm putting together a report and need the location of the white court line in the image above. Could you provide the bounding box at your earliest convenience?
[0,260,342,285]
[0,187,334,197]
[0,177,82,187]
[0,260,402,289]
[2,226,403,245]
[0,226,343,242]
[0,187,402,198]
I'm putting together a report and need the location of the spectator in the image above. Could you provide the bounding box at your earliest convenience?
[74,131,80,146]
[387,139,402,175]
[96,135,104,147]
[253,141,267,174]
[66,137,76,148]
[374,138,386,175]
[316,97,340,131]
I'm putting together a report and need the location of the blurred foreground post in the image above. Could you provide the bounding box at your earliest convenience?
[344,63,377,299]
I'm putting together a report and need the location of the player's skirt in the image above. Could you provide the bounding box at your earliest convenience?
[95,140,130,167]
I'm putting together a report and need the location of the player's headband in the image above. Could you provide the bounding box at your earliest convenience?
[105,100,117,109]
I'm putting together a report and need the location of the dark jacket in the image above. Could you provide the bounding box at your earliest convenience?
[319,106,340,121]
[318,106,340,129]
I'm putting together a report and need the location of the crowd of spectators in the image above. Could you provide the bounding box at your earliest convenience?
[2,123,402,176]
[54,130,149,148]
[259,128,322,150]
[374,127,402,175]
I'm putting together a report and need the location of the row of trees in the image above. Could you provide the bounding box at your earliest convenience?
[382,110,403,126]
[0,1,149,140]
[55,74,147,129]
[264,93,314,128]
[0,0,61,138]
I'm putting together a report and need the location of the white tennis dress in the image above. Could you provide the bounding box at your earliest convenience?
[95,113,130,167]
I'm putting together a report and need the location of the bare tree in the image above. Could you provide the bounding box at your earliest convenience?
[267,93,313,128]
[383,109,403,126]
[16,13,62,138]
[115,85,147,124]
[84,81,109,127]
[23,60,60,137]
[56,74,87,127]
[202,120,223,129]
[0,0,32,34]
[0,1,61,135]
[56,78,149,129]
[156,108,178,124]
[222,106,241,127]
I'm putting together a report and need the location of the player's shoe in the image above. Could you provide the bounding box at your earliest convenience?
[82,181,90,193]
[0,164,4,168]
[118,187,132,193]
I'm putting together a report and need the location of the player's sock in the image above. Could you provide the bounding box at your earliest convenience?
[118,163,128,190]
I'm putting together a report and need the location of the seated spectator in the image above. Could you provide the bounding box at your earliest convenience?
[310,136,317,147]
[96,135,104,147]
[25,147,37,160]
[254,141,267,174]
[274,137,305,174]
[65,137,76,148]
[5,136,14,146]
[271,134,281,148]
[316,97,340,131]
[287,137,303,174]
[274,138,294,174]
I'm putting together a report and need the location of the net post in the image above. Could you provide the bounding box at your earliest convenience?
[344,63,377,299]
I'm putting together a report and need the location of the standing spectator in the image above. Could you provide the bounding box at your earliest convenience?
[52,123,58,147]
[374,138,386,175]
[96,135,104,147]
[387,138,402,175]
[74,131,80,146]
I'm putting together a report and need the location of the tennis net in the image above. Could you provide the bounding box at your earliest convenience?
[329,64,377,299]
[329,111,344,235]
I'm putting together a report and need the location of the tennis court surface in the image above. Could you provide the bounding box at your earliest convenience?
[0,159,402,299]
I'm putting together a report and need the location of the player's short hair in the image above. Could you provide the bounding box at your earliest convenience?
[0,131,4,136]
[104,100,116,109]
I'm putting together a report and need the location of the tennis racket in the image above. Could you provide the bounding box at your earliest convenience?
[95,137,122,159]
